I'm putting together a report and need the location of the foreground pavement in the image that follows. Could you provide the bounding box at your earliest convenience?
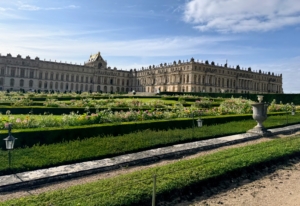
[1,124,300,192]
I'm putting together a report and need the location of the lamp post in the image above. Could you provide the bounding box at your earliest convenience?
[191,110,203,138]
[3,123,17,169]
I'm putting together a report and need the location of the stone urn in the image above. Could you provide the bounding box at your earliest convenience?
[247,95,272,136]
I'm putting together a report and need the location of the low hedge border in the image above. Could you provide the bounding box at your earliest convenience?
[0,112,289,149]
[0,106,169,115]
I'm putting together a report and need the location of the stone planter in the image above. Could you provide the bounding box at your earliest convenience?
[247,96,272,136]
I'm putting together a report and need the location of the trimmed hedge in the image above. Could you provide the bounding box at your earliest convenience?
[0,112,288,149]
[0,106,175,115]
[160,92,300,104]
[29,95,161,101]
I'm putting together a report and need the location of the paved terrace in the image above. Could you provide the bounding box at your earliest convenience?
[1,124,300,192]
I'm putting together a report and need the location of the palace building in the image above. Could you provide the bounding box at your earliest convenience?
[0,52,283,94]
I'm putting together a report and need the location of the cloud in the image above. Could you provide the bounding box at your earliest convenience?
[18,4,40,11]
[183,0,300,32]
[17,2,79,11]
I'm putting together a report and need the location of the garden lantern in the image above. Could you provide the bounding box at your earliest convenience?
[291,103,295,115]
[3,123,17,169]
[196,118,203,127]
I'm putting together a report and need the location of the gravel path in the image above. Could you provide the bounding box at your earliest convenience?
[176,159,300,206]
[1,132,299,203]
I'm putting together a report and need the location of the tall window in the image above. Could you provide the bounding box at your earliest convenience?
[45,72,48,80]
[71,75,74,82]
[0,78,3,86]
[0,68,5,76]
[39,72,43,79]
[66,74,69,81]
[20,69,25,78]
[11,68,16,77]
[50,72,54,80]
[30,70,34,78]
[61,74,64,81]
[29,80,33,87]
[44,82,47,89]
[56,73,59,80]
[10,79,14,87]
[38,81,42,88]
[20,79,24,87]
[86,77,88,83]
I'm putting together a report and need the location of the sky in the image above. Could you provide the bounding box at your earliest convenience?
[0,0,300,93]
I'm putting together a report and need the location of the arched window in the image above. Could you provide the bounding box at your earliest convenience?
[0,78,4,86]
[97,85,101,92]
[44,81,47,89]
[50,82,53,89]
[38,81,42,88]
[71,83,74,90]
[55,82,58,89]
[29,80,33,87]
[60,82,63,90]
[20,79,24,87]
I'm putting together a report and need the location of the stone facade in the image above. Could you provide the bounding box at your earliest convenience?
[0,52,283,94]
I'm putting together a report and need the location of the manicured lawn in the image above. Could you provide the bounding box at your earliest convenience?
[2,134,300,206]
[0,114,299,176]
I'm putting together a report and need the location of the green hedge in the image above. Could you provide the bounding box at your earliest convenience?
[160,92,300,104]
[0,113,288,149]
[29,95,161,101]
[0,106,172,115]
